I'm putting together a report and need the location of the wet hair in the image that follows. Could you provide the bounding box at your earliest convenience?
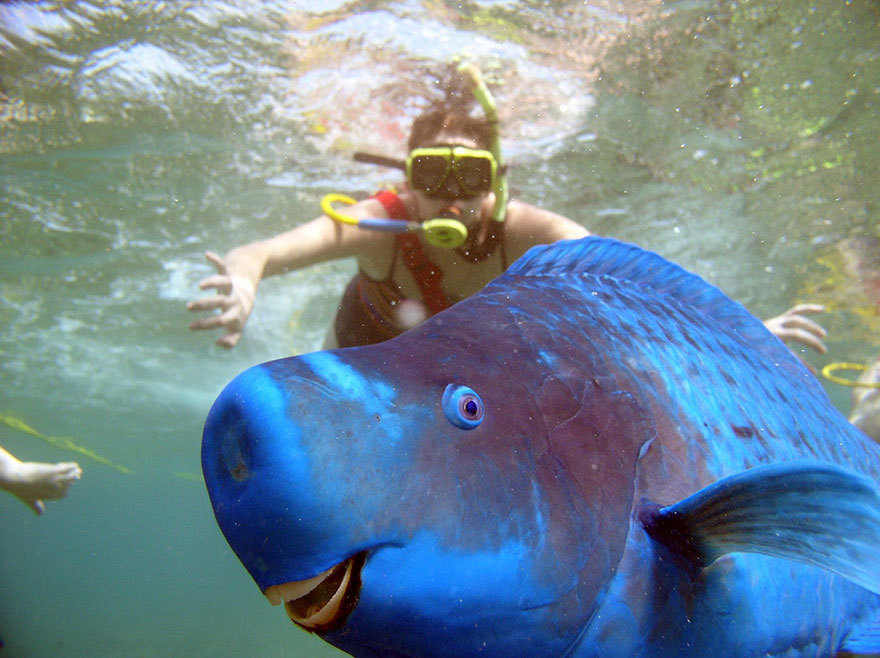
[408,68,495,151]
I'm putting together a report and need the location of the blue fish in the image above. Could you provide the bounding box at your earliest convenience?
[202,237,880,657]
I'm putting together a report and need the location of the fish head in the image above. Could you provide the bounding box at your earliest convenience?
[202,299,646,656]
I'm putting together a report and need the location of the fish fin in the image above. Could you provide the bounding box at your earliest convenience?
[505,237,772,349]
[838,606,880,657]
[638,461,880,594]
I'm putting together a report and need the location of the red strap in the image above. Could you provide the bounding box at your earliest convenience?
[372,190,409,220]
[371,191,450,315]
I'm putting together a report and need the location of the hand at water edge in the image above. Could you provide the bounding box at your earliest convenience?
[187,251,257,349]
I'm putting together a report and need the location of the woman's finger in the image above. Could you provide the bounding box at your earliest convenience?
[205,250,228,274]
[784,303,825,316]
[779,315,827,337]
[189,314,230,331]
[198,274,232,294]
[187,295,231,312]
[777,328,828,354]
[216,331,242,349]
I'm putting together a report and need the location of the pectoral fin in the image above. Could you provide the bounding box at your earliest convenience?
[639,461,880,594]
[838,605,880,656]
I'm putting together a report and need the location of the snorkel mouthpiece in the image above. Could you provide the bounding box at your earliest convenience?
[423,207,468,248]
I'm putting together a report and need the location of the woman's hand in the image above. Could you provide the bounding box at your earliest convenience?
[187,251,257,349]
[763,303,828,354]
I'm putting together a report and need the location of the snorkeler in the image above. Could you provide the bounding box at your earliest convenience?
[0,444,81,515]
[188,65,830,353]
[188,66,587,349]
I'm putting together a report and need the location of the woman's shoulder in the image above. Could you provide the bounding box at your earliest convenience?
[503,198,589,244]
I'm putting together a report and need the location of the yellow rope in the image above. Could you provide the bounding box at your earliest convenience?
[0,413,132,473]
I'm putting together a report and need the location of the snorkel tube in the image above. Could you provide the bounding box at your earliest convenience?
[456,62,507,224]
[320,62,507,246]
[321,193,468,248]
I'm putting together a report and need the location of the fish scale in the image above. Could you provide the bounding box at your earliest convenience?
[497,264,879,482]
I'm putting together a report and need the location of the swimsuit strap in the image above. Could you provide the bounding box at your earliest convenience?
[371,190,450,315]
[372,189,409,221]
[396,234,449,314]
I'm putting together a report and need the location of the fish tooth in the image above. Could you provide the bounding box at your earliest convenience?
[288,560,353,627]
[265,588,282,606]
[263,565,335,606]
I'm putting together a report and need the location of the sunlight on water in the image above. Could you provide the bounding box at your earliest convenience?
[1,1,877,656]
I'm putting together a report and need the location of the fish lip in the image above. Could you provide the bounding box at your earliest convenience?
[263,552,366,633]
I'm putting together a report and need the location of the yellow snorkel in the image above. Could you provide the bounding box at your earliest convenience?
[456,62,507,224]
[320,62,507,247]
[320,193,468,249]
[821,362,880,389]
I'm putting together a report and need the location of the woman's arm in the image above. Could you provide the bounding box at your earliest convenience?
[502,200,590,262]
[188,196,389,348]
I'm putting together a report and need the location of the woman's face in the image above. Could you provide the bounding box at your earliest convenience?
[409,133,492,225]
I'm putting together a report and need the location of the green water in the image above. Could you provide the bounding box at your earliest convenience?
[1,1,877,656]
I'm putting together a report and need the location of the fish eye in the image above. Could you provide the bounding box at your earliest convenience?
[441,384,484,429]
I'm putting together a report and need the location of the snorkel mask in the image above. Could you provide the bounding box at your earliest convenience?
[321,63,508,249]
[406,145,497,200]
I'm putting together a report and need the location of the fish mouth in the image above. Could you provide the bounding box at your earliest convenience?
[263,553,365,633]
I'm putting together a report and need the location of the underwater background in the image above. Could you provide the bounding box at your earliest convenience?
[1,1,877,656]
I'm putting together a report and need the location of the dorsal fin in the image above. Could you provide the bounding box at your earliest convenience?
[503,237,775,352]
